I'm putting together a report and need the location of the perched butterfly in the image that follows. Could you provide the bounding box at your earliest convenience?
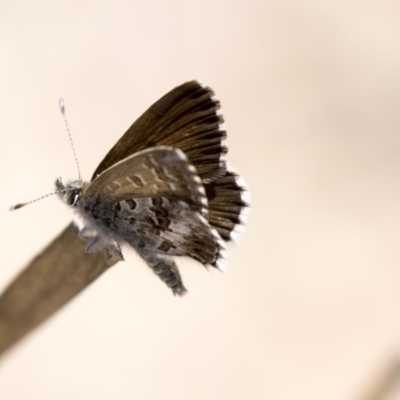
[14,81,250,295]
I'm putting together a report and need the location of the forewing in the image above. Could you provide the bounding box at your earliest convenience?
[91,81,227,182]
[85,147,206,214]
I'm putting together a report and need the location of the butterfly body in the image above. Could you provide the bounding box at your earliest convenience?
[56,81,250,295]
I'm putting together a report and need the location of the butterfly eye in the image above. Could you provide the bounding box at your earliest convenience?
[65,190,80,206]
[72,193,80,206]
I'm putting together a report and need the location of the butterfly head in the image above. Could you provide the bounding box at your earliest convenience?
[55,177,83,207]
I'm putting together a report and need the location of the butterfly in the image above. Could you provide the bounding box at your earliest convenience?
[48,81,249,295]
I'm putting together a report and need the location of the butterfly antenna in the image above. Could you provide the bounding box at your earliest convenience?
[59,98,81,181]
[10,189,66,211]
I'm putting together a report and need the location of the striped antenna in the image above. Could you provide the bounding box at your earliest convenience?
[10,189,66,211]
[59,98,81,181]
[9,98,82,211]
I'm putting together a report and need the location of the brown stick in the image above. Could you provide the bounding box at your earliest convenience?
[355,355,400,400]
[0,223,119,357]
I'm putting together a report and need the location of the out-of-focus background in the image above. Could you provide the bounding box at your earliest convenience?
[1,1,400,399]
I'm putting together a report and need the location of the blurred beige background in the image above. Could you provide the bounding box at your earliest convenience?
[1,1,400,399]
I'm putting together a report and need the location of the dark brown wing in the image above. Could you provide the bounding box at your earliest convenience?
[91,81,227,182]
[205,167,250,242]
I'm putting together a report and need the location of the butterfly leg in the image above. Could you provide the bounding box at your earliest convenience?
[83,234,124,261]
[137,249,187,296]
[78,227,103,252]
[111,242,124,261]
[78,226,95,241]
[85,236,103,252]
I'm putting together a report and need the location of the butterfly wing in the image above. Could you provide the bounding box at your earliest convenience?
[205,168,250,242]
[91,81,227,182]
[82,147,226,294]
[91,80,249,244]
[86,146,206,213]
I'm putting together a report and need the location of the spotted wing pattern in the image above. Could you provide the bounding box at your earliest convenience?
[81,147,226,295]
